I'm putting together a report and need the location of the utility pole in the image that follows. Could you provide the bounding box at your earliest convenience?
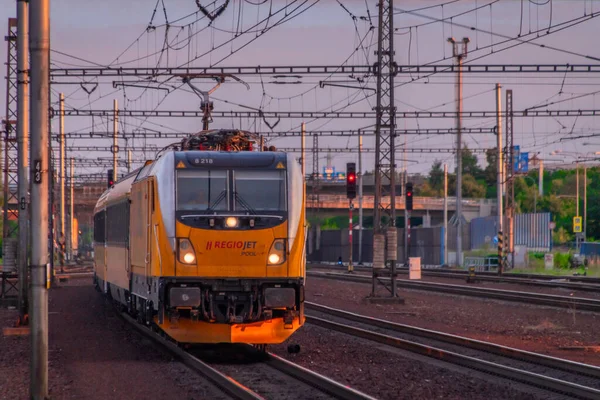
[301,122,306,177]
[127,149,132,173]
[584,163,587,241]
[505,89,515,270]
[312,135,319,215]
[113,99,118,182]
[443,164,448,265]
[576,161,579,217]
[30,0,50,397]
[358,131,364,265]
[59,93,65,255]
[406,199,411,264]
[17,0,29,321]
[538,159,544,197]
[69,158,74,262]
[495,84,504,274]
[448,37,469,268]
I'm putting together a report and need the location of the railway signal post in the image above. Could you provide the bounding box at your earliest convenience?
[405,183,413,264]
[347,163,356,273]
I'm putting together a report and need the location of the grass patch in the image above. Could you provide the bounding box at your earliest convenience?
[464,249,498,258]
[510,266,588,276]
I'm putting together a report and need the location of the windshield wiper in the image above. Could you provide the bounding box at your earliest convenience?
[206,189,227,211]
[234,192,257,215]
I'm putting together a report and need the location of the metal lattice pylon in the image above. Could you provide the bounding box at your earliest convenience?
[370,0,401,301]
[373,0,396,232]
[3,18,19,243]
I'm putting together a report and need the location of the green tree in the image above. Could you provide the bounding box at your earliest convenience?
[460,145,483,178]
[462,174,486,198]
[483,149,497,183]
[447,173,486,198]
[428,160,444,191]
[416,181,441,197]
[514,175,538,213]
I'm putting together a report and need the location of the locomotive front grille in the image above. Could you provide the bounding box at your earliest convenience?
[163,278,303,324]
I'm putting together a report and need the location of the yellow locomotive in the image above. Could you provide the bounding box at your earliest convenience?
[93,130,306,344]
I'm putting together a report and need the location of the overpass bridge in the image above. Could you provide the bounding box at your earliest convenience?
[307,194,495,223]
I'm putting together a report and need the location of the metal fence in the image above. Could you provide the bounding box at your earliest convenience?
[470,213,552,252]
[307,226,445,266]
[581,242,600,257]
[407,227,444,266]
[470,216,499,250]
[514,213,552,252]
[308,213,552,266]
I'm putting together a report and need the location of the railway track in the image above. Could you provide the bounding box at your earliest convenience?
[305,302,600,400]
[307,271,600,312]
[121,312,375,400]
[427,269,600,284]
[308,264,600,292]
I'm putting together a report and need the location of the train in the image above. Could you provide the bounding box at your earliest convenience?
[93,130,306,345]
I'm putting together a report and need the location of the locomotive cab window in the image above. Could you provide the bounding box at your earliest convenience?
[176,169,228,211]
[234,170,286,211]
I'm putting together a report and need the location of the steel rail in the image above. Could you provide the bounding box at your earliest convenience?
[53,272,94,279]
[263,350,377,400]
[415,271,600,291]
[308,264,600,292]
[306,302,600,379]
[122,309,374,399]
[307,271,600,312]
[306,315,600,399]
[120,313,264,400]
[422,269,600,284]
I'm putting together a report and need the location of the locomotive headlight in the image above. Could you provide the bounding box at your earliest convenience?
[178,238,197,265]
[225,217,238,228]
[267,239,286,265]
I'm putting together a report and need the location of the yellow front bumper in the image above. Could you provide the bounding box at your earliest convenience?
[156,316,304,344]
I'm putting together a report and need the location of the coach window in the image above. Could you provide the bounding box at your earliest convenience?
[177,169,228,211]
[93,211,105,244]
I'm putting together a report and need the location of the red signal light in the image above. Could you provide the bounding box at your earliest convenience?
[348,174,355,182]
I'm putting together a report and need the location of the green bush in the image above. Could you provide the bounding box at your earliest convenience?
[529,252,545,260]
[553,252,572,269]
